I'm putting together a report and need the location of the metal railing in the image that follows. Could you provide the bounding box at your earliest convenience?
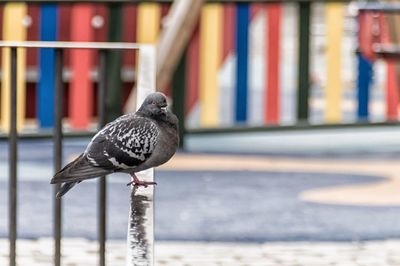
[3,41,155,266]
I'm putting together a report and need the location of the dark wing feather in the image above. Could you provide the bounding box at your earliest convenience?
[51,114,159,185]
[51,153,112,184]
[55,181,79,198]
[85,114,159,170]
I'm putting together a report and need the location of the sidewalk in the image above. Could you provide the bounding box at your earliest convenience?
[1,238,399,266]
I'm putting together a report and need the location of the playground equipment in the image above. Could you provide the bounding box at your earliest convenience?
[3,0,400,135]
[358,3,400,121]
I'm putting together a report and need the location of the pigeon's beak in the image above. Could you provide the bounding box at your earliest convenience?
[160,106,167,113]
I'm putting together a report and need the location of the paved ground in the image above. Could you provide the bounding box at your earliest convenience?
[2,170,399,241]
[2,141,400,241]
[1,138,400,265]
[1,238,400,266]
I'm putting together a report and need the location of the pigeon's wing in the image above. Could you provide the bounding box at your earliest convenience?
[51,153,112,184]
[85,114,160,171]
[51,114,159,184]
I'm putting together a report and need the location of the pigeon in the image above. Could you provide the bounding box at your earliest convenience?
[51,92,179,198]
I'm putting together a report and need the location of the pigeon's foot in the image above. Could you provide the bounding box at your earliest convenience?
[126,180,157,188]
[126,174,157,188]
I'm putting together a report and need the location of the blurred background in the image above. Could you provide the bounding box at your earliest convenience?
[1,0,400,265]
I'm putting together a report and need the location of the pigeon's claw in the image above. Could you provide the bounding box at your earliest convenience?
[126,180,157,187]
[126,174,157,187]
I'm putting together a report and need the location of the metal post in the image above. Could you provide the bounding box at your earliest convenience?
[127,186,154,266]
[9,47,17,266]
[106,3,123,122]
[98,49,107,266]
[53,48,63,266]
[297,1,311,122]
[126,45,156,266]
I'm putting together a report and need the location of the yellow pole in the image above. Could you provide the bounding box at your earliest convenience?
[124,3,161,114]
[1,3,27,132]
[137,3,161,44]
[325,3,343,123]
[199,4,223,127]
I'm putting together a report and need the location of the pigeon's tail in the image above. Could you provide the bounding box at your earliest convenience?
[51,153,111,196]
[56,182,78,198]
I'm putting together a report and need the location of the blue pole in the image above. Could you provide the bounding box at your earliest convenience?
[235,3,249,123]
[357,53,373,120]
[38,4,58,128]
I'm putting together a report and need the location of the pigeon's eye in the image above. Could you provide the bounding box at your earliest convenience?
[151,102,156,105]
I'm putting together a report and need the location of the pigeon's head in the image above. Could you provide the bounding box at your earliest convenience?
[138,92,168,117]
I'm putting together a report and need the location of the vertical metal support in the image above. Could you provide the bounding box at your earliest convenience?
[9,47,17,266]
[106,3,123,122]
[126,45,156,266]
[53,48,63,266]
[98,49,107,266]
[297,1,311,122]
[172,50,186,148]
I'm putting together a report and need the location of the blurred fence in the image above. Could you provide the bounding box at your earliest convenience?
[178,0,393,130]
[3,1,400,138]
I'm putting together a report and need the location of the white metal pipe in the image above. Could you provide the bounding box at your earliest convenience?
[126,45,156,266]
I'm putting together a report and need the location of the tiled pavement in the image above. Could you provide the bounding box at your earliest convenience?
[1,238,400,266]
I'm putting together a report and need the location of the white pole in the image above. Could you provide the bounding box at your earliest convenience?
[126,45,156,266]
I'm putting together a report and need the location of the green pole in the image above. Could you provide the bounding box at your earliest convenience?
[172,51,186,149]
[297,1,311,122]
[106,3,123,122]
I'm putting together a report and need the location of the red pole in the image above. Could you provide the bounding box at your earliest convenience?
[185,23,200,114]
[265,3,281,124]
[380,13,399,120]
[69,4,94,129]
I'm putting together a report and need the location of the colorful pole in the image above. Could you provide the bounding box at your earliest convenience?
[235,3,249,123]
[186,24,200,114]
[124,2,160,113]
[297,2,310,122]
[136,3,161,44]
[356,53,372,120]
[199,4,222,127]
[265,3,281,124]
[69,4,94,129]
[325,3,344,123]
[38,4,58,128]
[106,4,123,122]
[1,3,27,131]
